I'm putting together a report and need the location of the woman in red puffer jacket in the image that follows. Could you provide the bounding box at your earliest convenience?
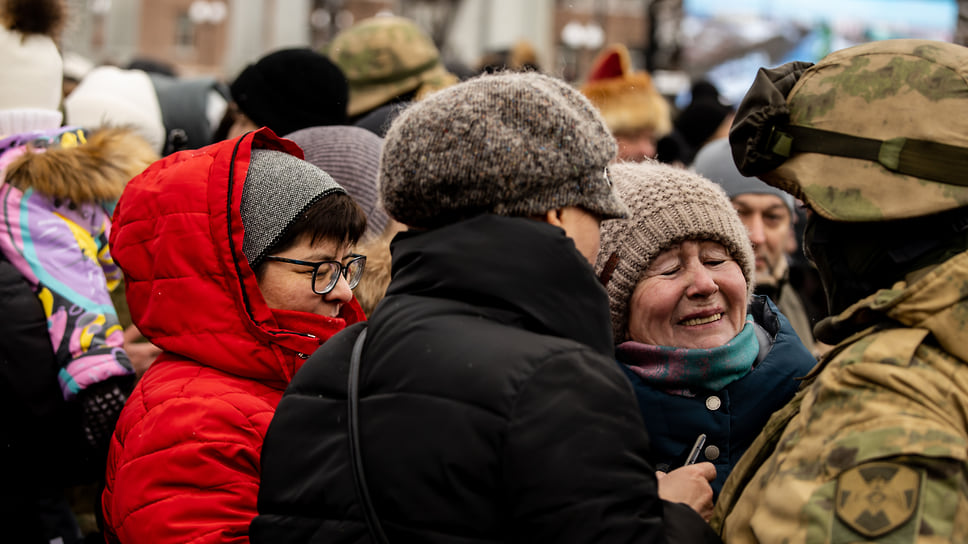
[101,128,367,543]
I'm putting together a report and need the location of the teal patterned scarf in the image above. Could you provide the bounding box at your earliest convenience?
[617,315,758,396]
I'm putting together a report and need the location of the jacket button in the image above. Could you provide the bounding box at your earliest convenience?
[705,395,722,411]
[704,445,720,461]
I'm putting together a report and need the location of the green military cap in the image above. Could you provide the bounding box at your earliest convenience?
[324,16,457,117]
[733,39,968,222]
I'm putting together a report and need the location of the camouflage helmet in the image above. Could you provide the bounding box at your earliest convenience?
[731,39,968,222]
[324,16,458,117]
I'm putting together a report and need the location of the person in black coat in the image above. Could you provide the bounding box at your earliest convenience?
[251,71,720,543]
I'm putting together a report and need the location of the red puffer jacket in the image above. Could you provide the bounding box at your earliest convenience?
[102,129,365,543]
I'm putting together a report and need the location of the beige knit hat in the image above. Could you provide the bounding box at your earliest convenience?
[380,71,628,228]
[596,161,754,343]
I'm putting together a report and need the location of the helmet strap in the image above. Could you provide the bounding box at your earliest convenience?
[769,124,968,187]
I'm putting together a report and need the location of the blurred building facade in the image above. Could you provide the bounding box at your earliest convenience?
[59,0,957,92]
[59,0,667,83]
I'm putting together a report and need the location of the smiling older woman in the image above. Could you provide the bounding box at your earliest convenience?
[597,161,816,500]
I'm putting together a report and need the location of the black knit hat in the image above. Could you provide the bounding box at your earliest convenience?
[230,48,348,136]
[674,80,734,152]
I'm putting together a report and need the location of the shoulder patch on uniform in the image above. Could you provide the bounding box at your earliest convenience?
[835,462,921,538]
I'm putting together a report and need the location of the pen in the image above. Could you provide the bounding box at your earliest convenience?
[684,433,707,466]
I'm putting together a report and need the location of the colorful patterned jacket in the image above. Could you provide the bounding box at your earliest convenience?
[0,126,156,399]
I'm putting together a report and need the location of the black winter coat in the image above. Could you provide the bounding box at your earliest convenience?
[252,215,719,543]
[0,252,72,491]
[0,245,131,496]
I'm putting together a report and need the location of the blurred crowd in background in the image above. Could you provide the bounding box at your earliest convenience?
[5,0,968,542]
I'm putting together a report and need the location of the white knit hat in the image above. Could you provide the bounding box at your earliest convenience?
[64,66,167,153]
[0,0,65,136]
[0,30,61,113]
[62,51,95,82]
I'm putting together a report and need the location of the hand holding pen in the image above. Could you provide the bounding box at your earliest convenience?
[655,434,716,521]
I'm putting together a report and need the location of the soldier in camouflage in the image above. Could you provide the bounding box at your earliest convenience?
[324,15,458,132]
[711,39,968,542]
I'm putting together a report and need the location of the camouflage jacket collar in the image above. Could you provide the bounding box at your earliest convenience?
[821,248,968,363]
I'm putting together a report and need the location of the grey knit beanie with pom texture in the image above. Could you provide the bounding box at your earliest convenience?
[596,161,755,343]
[379,71,628,228]
[692,138,795,213]
[241,149,346,267]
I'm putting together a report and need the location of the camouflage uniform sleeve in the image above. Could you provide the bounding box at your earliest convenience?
[826,455,968,542]
[718,328,968,543]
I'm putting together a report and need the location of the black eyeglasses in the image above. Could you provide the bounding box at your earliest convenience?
[263,254,366,295]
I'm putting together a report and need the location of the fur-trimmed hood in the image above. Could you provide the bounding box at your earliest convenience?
[2,127,158,204]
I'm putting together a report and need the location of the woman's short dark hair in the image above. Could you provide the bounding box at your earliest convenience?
[261,192,367,265]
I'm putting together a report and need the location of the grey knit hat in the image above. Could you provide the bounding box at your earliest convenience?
[380,71,628,228]
[692,138,795,213]
[240,149,346,267]
[595,161,755,343]
[285,125,388,240]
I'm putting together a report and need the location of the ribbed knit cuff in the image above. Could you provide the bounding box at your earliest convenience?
[0,108,63,138]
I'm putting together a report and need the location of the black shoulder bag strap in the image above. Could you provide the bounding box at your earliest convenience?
[347,326,389,543]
